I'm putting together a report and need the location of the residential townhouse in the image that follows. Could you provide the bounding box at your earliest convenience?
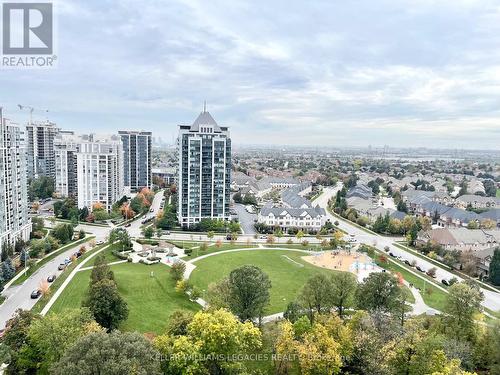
[417,228,500,252]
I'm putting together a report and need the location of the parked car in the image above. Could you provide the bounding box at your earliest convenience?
[30,289,41,299]
[404,260,411,266]
[125,223,131,227]
[389,252,395,257]
[96,240,104,245]
[58,264,66,270]
[259,235,267,239]
[47,275,56,283]
[441,279,450,286]
[164,231,170,235]
[149,208,154,213]
[426,270,436,278]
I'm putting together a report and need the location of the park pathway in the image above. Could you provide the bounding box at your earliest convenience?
[40,242,114,315]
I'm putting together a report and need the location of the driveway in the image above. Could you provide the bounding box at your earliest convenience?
[233,204,257,235]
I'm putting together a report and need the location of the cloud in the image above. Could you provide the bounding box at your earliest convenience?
[1,0,500,149]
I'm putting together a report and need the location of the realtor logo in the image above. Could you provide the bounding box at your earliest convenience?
[1,2,56,67]
[2,2,52,54]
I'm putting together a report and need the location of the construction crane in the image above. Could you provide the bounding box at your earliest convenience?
[17,104,49,124]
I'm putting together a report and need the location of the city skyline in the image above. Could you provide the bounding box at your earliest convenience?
[1,0,500,150]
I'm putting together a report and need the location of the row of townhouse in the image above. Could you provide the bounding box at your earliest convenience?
[416,228,500,252]
[257,182,327,231]
[414,200,500,228]
[231,173,302,199]
[346,196,406,222]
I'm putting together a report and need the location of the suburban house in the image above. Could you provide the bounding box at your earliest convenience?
[346,184,373,200]
[231,174,302,199]
[475,246,497,278]
[416,228,500,252]
[455,195,500,209]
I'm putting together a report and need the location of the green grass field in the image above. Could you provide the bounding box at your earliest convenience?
[86,243,125,266]
[374,255,447,311]
[189,249,341,314]
[497,189,500,198]
[49,262,200,334]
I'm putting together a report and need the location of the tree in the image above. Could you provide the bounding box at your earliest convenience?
[28,176,54,200]
[330,272,357,318]
[228,265,271,322]
[170,261,186,282]
[283,301,304,323]
[356,272,401,312]
[444,282,483,341]
[51,223,74,244]
[489,248,500,286]
[53,331,161,375]
[274,320,297,375]
[295,322,342,375]
[2,309,41,374]
[108,227,131,251]
[27,308,103,372]
[154,309,261,374]
[1,258,16,280]
[142,226,154,239]
[298,274,333,322]
[90,254,114,285]
[386,319,449,375]
[206,277,231,309]
[83,279,129,331]
[165,310,194,336]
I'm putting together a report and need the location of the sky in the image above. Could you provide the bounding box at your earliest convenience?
[1,0,500,149]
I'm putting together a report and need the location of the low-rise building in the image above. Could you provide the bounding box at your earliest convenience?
[455,194,500,209]
[257,182,327,231]
[417,228,500,252]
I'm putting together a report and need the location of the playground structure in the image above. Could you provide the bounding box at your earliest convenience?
[302,247,381,281]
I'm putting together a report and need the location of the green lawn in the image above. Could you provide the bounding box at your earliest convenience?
[189,249,341,314]
[374,254,447,311]
[86,243,125,266]
[497,189,500,198]
[49,262,200,334]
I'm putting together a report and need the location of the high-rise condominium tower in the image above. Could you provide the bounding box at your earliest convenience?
[0,109,31,251]
[177,108,231,227]
[118,131,152,192]
[54,132,80,199]
[75,134,124,212]
[25,120,59,180]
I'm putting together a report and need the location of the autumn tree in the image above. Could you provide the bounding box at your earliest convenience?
[228,265,271,322]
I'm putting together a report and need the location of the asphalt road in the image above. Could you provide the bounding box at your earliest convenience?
[0,237,97,329]
[312,185,500,312]
[233,203,257,235]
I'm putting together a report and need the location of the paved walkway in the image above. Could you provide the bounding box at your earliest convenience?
[181,246,436,319]
[40,242,114,315]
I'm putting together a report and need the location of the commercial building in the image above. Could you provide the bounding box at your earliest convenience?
[25,120,59,180]
[118,130,152,192]
[177,109,231,227]
[0,109,31,250]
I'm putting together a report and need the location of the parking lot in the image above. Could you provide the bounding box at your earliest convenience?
[233,204,257,235]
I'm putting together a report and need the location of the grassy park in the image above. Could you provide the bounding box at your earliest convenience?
[189,249,340,314]
[49,262,200,334]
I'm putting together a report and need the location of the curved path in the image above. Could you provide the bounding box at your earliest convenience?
[183,246,432,316]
